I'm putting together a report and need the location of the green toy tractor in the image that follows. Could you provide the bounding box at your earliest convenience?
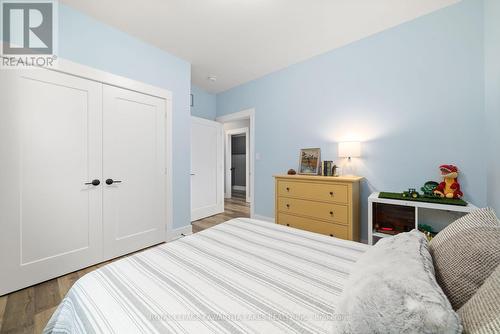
[402,188,419,199]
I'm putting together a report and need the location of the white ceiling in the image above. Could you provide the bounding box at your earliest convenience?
[61,0,459,93]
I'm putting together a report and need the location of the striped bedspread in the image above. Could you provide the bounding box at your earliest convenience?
[44,218,369,334]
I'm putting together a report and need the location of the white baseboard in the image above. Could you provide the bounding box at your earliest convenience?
[252,214,275,223]
[232,185,246,191]
[166,225,193,242]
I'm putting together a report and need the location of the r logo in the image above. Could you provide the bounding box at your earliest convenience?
[2,1,53,55]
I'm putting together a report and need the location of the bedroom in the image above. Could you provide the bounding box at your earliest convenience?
[0,0,499,333]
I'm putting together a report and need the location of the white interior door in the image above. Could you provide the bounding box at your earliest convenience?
[102,85,166,260]
[0,69,103,295]
[191,117,224,221]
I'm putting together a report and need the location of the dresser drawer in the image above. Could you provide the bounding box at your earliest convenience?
[277,180,348,204]
[277,197,349,225]
[278,213,348,239]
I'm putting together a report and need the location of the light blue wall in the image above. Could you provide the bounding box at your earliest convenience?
[217,0,487,239]
[58,4,192,229]
[485,0,500,215]
[191,85,216,120]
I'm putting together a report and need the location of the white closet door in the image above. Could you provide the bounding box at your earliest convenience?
[191,117,224,221]
[0,69,103,295]
[102,85,166,260]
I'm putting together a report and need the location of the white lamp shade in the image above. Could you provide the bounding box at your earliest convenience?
[338,141,361,158]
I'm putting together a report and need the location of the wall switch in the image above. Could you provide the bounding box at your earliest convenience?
[256,153,261,160]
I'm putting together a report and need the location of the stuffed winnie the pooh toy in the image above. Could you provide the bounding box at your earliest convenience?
[433,164,463,199]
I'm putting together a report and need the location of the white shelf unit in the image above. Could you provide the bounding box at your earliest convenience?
[368,192,478,245]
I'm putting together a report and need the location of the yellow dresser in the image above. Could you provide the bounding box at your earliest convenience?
[274,175,362,241]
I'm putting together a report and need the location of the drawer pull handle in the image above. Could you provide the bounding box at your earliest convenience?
[286,224,290,227]
[286,187,290,192]
[330,211,334,216]
[329,234,334,237]
[329,191,334,196]
[286,204,290,208]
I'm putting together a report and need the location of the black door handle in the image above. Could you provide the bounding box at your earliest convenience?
[106,179,122,185]
[85,179,100,186]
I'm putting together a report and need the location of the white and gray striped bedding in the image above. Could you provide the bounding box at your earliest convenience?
[44,218,369,334]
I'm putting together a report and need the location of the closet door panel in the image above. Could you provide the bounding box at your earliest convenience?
[0,69,103,295]
[102,85,166,260]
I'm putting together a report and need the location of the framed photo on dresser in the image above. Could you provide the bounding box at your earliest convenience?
[298,148,321,175]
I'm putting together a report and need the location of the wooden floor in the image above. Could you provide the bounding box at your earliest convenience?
[0,195,250,334]
[192,191,250,233]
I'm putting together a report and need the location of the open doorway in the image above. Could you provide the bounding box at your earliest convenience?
[226,129,249,202]
[216,109,255,217]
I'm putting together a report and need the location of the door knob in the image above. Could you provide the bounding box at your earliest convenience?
[84,179,100,186]
[105,178,122,185]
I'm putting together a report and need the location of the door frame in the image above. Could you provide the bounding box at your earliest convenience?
[225,127,250,202]
[49,58,174,240]
[216,108,255,218]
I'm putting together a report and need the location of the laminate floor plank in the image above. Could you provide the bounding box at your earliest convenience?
[34,280,60,314]
[0,295,7,332]
[34,307,57,334]
[1,288,35,334]
[191,196,250,233]
[57,272,79,300]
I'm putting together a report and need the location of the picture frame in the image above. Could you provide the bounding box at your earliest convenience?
[298,148,321,175]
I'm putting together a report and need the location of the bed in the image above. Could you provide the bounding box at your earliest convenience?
[44,218,369,334]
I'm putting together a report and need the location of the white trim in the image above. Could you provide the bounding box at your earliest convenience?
[40,57,174,242]
[166,225,193,242]
[216,108,256,218]
[51,59,172,100]
[225,127,249,202]
[232,185,246,191]
[252,215,275,223]
[2,57,173,101]
[216,109,254,123]
[164,98,173,243]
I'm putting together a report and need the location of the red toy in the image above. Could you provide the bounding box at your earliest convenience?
[433,164,463,199]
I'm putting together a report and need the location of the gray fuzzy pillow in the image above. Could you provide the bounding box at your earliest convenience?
[334,230,461,334]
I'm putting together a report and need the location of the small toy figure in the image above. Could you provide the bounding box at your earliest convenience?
[433,165,463,199]
[421,181,439,197]
[402,188,419,198]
